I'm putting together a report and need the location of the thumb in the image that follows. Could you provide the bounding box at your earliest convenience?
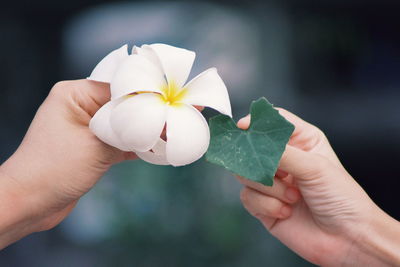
[279,145,338,182]
[81,80,111,117]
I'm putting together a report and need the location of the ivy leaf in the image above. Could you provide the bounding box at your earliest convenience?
[205,97,294,186]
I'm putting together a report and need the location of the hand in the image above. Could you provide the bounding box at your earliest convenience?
[0,80,135,247]
[237,109,400,266]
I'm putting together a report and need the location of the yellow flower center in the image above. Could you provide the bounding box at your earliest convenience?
[160,81,187,106]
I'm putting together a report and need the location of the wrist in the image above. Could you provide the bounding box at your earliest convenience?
[0,165,39,249]
[349,208,400,266]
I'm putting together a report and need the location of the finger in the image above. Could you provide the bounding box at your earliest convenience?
[275,108,319,143]
[237,176,301,204]
[123,152,138,161]
[258,215,279,230]
[237,109,336,163]
[82,80,112,117]
[113,151,138,164]
[281,173,295,185]
[237,108,320,137]
[83,79,111,106]
[55,79,112,117]
[275,169,288,179]
[194,105,204,111]
[275,169,295,185]
[240,186,292,219]
[237,115,250,130]
[279,145,334,182]
[238,108,326,151]
[237,108,322,142]
[275,108,343,164]
[49,80,111,119]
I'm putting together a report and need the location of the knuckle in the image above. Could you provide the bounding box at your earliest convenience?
[51,81,66,93]
[301,124,330,151]
[308,123,328,142]
[50,80,74,96]
[54,80,69,88]
[50,80,86,97]
[53,80,75,89]
[314,126,327,141]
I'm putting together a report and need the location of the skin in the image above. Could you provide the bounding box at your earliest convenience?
[0,80,136,248]
[237,111,400,266]
[0,79,200,248]
[0,80,399,266]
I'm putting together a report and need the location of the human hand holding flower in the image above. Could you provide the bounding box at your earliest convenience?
[0,80,135,249]
[0,43,231,249]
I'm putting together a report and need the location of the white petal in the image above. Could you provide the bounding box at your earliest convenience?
[147,44,195,88]
[151,139,167,155]
[110,93,167,152]
[166,104,210,166]
[136,139,169,165]
[132,45,164,74]
[110,54,166,100]
[183,68,232,117]
[136,151,169,165]
[88,44,129,83]
[89,98,128,151]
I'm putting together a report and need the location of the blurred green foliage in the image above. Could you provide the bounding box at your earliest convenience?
[63,159,313,266]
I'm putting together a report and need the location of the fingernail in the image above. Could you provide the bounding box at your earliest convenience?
[280,206,292,218]
[237,115,251,129]
[285,187,300,202]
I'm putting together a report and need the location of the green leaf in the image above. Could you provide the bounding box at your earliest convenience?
[205,97,294,186]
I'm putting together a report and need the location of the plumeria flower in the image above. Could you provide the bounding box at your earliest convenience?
[88,44,232,166]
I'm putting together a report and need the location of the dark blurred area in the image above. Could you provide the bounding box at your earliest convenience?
[1,0,399,266]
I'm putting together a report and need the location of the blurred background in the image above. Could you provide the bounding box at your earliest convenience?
[1,0,400,266]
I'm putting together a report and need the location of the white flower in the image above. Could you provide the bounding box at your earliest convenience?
[88,44,232,166]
